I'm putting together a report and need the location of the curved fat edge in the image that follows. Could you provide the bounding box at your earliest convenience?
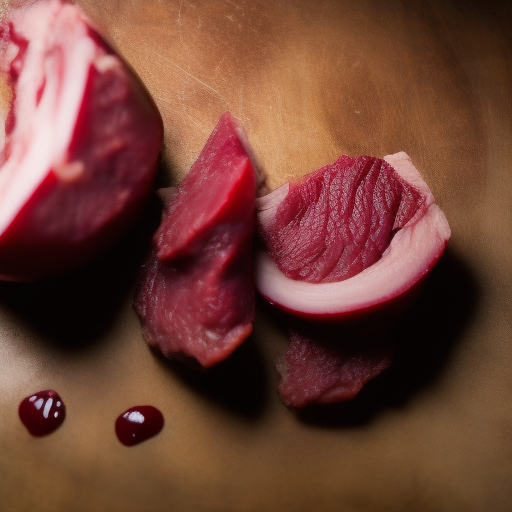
[254,203,450,316]
[384,152,435,207]
[255,182,289,229]
[0,4,99,235]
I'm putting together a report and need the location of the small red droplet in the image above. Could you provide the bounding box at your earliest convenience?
[115,405,164,446]
[19,390,66,437]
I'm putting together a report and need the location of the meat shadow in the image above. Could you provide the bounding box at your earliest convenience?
[0,191,163,352]
[151,333,269,420]
[281,247,481,427]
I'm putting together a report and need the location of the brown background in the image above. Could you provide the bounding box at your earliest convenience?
[0,0,511,511]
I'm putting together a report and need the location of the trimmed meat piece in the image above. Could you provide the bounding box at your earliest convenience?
[255,152,450,320]
[278,327,393,408]
[260,155,424,283]
[134,112,257,368]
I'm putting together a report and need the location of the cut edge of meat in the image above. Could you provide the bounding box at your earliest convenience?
[254,152,451,320]
[133,112,258,369]
[277,338,394,408]
[154,112,257,262]
[150,322,254,369]
[0,0,98,234]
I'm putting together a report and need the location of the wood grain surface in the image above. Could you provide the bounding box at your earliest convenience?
[0,1,511,511]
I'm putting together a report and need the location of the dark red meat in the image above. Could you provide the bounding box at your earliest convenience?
[261,155,424,283]
[134,112,257,368]
[278,328,393,408]
[0,0,163,280]
[255,152,451,320]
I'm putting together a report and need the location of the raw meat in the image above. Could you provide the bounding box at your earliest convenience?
[0,0,163,280]
[255,152,451,320]
[256,152,450,407]
[259,155,424,283]
[278,326,393,408]
[134,112,257,368]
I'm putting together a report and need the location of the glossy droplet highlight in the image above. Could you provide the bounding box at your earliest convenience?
[19,390,66,436]
[115,405,164,446]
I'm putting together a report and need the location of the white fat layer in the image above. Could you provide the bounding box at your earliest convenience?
[384,151,435,207]
[255,204,450,315]
[255,183,289,227]
[255,152,451,315]
[0,1,100,234]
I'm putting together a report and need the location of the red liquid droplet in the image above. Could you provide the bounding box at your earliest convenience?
[115,405,164,446]
[19,390,66,437]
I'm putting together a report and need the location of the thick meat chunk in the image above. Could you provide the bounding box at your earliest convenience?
[134,113,257,368]
[255,152,450,320]
[0,0,163,280]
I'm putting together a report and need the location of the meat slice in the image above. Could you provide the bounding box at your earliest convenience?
[134,112,257,368]
[278,327,393,408]
[0,0,163,280]
[259,155,424,283]
[256,152,450,320]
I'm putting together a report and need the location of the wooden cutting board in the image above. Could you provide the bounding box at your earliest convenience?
[1,1,511,511]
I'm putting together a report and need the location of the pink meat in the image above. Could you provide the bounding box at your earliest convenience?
[255,152,450,320]
[134,113,257,368]
[260,155,424,283]
[278,328,393,408]
[0,0,163,280]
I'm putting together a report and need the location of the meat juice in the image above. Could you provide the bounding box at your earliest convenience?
[115,405,164,446]
[19,390,66,436]
[19,391,164,446]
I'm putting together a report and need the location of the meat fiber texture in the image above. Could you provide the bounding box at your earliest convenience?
[134,112,257,368]
[256,153,450,407]
[0,0,163,280]
[278,325,394,408]
[256,152,451,319]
